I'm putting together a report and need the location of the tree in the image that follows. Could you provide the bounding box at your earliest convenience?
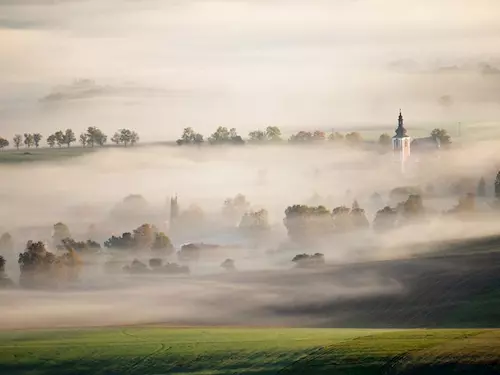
[239,209,270,232]
[60,238,101,254]
[23,133,34,148]
[177,127,203,146]
[331,206,351,231]
[328,132,344,141]
[63,129,76,147]
[292,253,325,268]
[289,131,313,142]
[18,241,57,288]
[221,259,236,272]
[373,206,398,232]
[0,137,9,150]
[151,232,174,255]
[86,127,97,147]
[111,132,121,145]
[133,223,157,249]
[119,129,133,147]
[313,130,326,141]
[448,193,476,215]
[104,232,135,251]
[209,126,230,144]
[284,205,332,243]
[222,194,250,225]
[86,127,107,147]
[0,232,13,253]
[248,130,266,142]
[52,222,71,246]
[54,131,65,147]
[32,133,42,148]
[47,134,57,148]
[495,171,500,200]
[345,132,362,144]
[79,133,88,147]
[430,128,451,146]
[400,194,425,221]
[0,255,14,288]
[477,177,486,197]
[265,126,282,141]
[379,133,392,147]
[130,131,139,146]
[53,222,72,247]
[13,134,22,150]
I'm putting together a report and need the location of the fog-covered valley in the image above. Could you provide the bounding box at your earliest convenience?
[1,141,500,329]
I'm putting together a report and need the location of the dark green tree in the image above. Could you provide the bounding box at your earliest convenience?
[63,129,76,147]
[430,128,451,145]
[0,137,9,150]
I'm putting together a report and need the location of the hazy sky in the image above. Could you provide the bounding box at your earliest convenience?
[1,0,500,140]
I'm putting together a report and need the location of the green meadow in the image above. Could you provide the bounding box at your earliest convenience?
[0,328,499,374]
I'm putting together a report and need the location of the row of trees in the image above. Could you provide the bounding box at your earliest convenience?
[176,126,452,147]
[1,127,139,150]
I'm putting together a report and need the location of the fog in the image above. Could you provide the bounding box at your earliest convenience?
[2,141,500,329]
[1,0,500,139]
[1,0,500,330]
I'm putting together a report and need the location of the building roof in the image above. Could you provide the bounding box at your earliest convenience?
[394,109,408,138]
[411,136,441,151]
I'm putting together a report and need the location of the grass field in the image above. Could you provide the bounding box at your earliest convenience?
[0,328,499,374]
[0,147,97,164]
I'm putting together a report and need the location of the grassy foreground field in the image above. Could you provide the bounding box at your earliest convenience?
[0,328,499,375]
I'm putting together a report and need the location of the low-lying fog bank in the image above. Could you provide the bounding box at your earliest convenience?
[2,143,500,329]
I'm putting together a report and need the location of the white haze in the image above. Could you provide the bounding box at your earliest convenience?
[1,0,500,140]
[1,143,500,329]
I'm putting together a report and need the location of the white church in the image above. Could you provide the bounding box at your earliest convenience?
[392,110,440,173]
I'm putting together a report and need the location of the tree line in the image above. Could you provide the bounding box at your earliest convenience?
[176,126,452,146]
[0,127,139,150]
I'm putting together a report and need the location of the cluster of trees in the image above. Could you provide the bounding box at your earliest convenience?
[0,256,14,287]
[18,241,82,288]
[123,258,189,275]
[104,224,174,254]
[283,201,369,243]
[174,126,452,147]
[292,253,325,268]
[239,209,270,233]
[2,127,139,150]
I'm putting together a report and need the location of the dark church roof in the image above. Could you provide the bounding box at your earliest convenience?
[411,136,441,152]
[394,109,408,138]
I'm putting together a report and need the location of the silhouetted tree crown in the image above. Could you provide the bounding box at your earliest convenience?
[0,137,9,150]
[13,134,22,150]
[430,128,451,145]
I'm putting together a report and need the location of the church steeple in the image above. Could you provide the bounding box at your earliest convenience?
[395,109,407,138]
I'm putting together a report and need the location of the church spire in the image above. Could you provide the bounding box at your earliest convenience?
[395,109,407,138]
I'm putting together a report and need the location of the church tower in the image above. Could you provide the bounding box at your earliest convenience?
[392,109,411,173]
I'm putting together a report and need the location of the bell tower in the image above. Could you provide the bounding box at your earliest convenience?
[392,109,411,173]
